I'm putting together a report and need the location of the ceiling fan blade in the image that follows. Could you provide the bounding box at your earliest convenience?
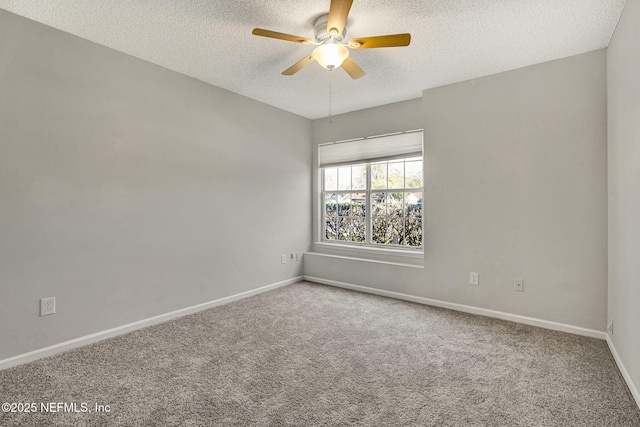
[252,28,314,45]
[282,54,315,76]
[327,0,353,36]
[341,57,365,80]
[348,33,411,49]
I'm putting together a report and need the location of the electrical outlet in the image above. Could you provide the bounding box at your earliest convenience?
[290,252,294,259]
[40,297,56,316]
[296,252,301,261]
[607,321,614,335]
[514,278,524,292]
[281,254,287,264]
[469,272,479,286]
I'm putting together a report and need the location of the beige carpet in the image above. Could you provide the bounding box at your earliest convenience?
[1,281,639,426]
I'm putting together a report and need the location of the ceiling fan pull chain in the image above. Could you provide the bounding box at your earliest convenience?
[329,70,333,124]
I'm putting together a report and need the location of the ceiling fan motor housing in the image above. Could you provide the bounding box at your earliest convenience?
[314,14,346,43]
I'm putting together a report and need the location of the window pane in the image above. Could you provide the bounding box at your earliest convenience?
[352,165,366,190]
[324,193,337,218]
[405,161,423,188]
[337,217,350,241]
[324,168,337,191]
[372,216,387,244]
[325,217,337,240]
[372,192,386,216]
[405,217,422,246]
[388,161,404,189]
[352,217,365,242]
[388,192,403,211]
[337,193,350,217]
[405,192,422,219]
[351,193,366,217]
[371,162,387,189]
[338,166,352,191]
[388,207,404,245]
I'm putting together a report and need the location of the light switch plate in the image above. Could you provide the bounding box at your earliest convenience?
[470,272,479,286]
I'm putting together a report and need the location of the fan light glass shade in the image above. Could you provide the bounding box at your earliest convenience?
[312,44,349,70]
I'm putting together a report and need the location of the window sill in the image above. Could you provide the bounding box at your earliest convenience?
[313,242,424,267]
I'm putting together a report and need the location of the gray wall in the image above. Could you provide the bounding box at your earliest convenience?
[313,98,423,143]
[0,10,311,360]
[608,0,640,399]
[307,50,608,331]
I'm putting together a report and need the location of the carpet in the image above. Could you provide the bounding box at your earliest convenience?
[1,281,639,426]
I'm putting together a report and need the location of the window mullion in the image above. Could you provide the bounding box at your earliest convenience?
[366,162,372,244]
[321,168,326,241]
[321,169,324,241]
[402,185,406,246]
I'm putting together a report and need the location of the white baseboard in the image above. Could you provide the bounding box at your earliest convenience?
[304,275,606,340]
[606,334,640,410]
[0,276,301,371]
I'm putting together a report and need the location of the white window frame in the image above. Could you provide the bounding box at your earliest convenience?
[320,157,424,252]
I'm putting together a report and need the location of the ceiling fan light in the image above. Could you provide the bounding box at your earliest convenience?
[312,43,349,70]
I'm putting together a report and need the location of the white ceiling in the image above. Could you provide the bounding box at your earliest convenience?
[0,0,627,119]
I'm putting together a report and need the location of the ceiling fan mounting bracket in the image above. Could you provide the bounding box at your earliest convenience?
[314,14,346,44]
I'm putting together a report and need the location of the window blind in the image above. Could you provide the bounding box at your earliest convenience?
[318,131,423,168]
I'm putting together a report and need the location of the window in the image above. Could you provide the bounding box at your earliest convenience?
[322,155,423,249]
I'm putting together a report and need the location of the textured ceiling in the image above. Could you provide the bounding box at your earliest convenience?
[0,0,627,119]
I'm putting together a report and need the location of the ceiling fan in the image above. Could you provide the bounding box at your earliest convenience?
[251,0,411,79]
